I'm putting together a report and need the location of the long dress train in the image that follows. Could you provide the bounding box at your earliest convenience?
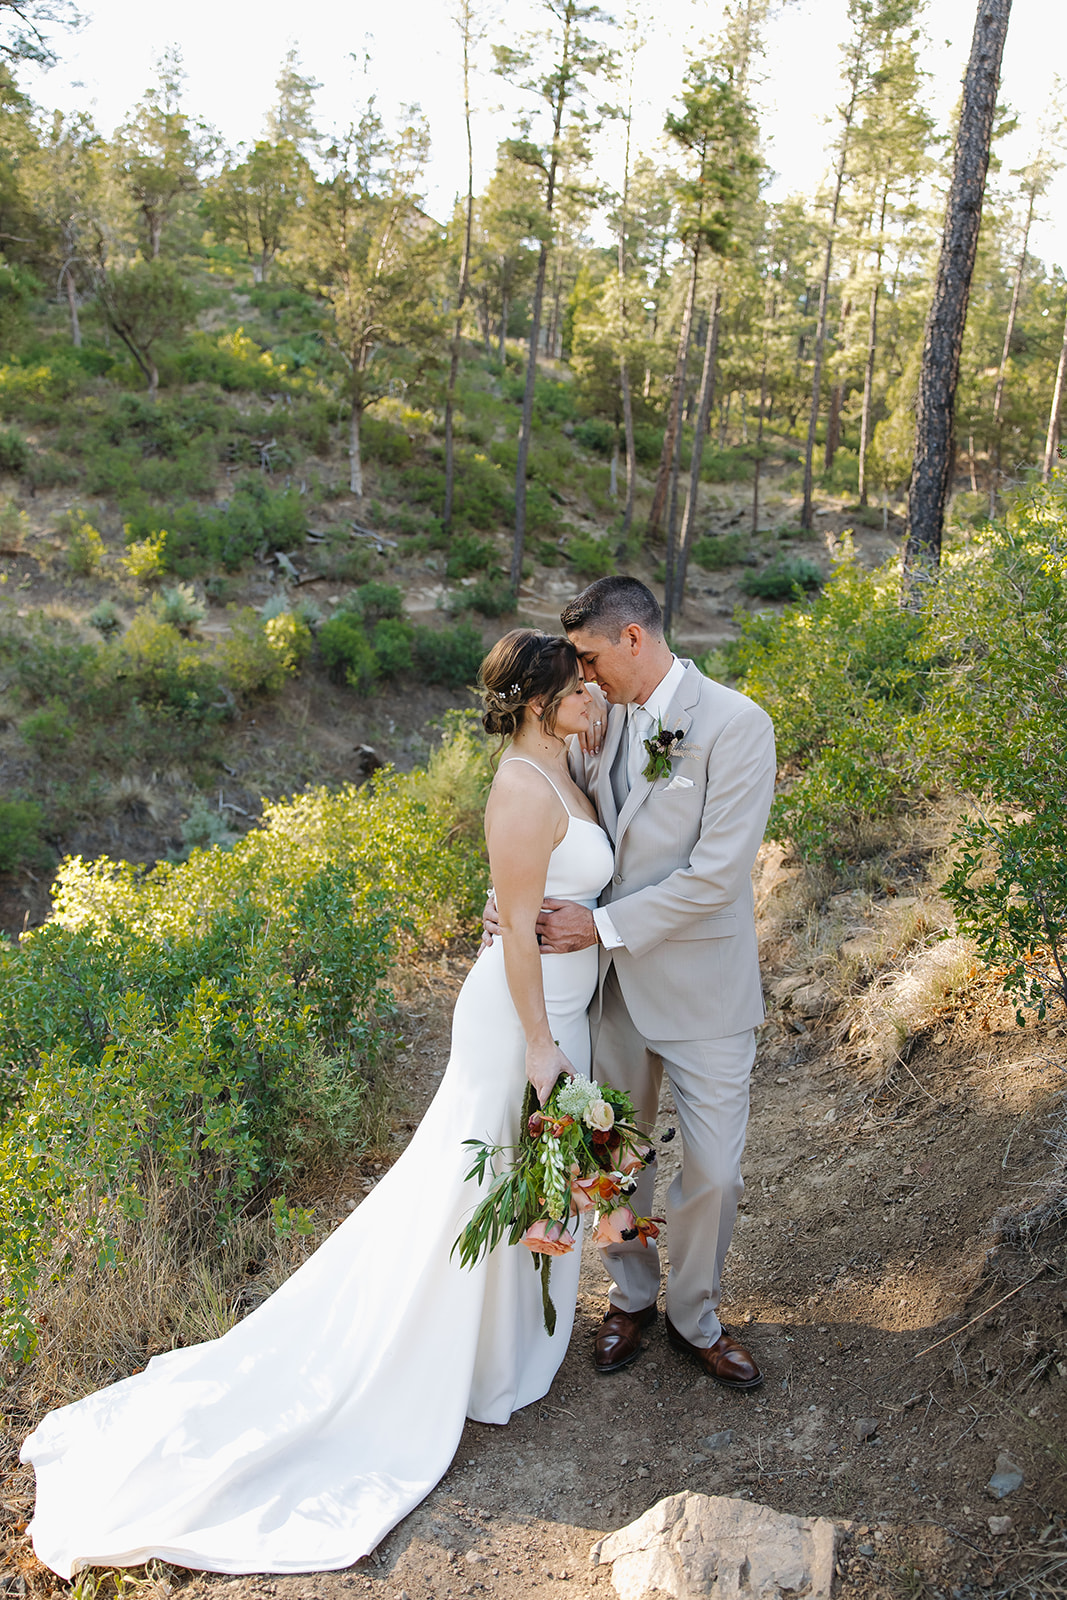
[21,785,614,1579]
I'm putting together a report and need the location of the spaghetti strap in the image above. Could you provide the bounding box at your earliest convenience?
[498,756,574,818]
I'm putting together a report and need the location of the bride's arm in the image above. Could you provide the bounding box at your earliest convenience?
[484,765,574,1106]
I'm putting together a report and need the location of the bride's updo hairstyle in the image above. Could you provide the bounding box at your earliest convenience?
[480,628,581,750]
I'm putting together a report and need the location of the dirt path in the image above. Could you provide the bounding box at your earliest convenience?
[170,861,1066,1600]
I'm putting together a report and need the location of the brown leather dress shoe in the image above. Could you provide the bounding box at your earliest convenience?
[664,1313,763,1390]
[594,1303,658,1374]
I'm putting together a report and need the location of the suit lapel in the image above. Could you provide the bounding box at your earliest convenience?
[614,662,701,850]
[594,705,626,842]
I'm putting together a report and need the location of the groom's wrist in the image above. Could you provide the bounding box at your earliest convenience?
[592,906,624,950]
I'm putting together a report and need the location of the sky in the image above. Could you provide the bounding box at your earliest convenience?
[16,0,1067,273]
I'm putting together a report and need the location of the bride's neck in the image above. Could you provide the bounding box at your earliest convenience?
[508,722,568,769]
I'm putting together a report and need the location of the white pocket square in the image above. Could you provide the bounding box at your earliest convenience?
[662,774,694,792]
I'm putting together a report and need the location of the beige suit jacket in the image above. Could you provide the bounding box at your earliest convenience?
[577,660,775,1043]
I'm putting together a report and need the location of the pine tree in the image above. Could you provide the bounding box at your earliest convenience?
[903,0,1012,597]
[494,0,615,589]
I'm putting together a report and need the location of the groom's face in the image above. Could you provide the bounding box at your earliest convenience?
[567,624,643,706]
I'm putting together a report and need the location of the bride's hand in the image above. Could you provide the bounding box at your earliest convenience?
[525,1040,573,1107]
[576,681,607,756]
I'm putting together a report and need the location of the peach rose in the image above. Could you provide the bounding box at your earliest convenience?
[592,1205,636,1247]
[584,1098,615,1132]
[569,1176,598,1215]
[521,1219,575,1256]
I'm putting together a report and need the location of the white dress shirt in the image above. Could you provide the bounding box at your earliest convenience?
[593,655,687,951]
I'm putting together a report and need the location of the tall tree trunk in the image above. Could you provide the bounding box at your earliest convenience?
[498,292,508,364]
[620,359,636,539]
[824,382,842,473]
[617,56,638,542]
[670,283,722,626]
[349,400,363,497]
[988,182,1036,515]
[753,346,768,535]
[443,3,476,537]
[1043,295,1067,481]
[64,266,81,348]
[648,240,701,538]
[903,0,1011,600]
[481,289,491,357]
[801,48,867,530]
[857,187,888,507]
[610,435,619,499]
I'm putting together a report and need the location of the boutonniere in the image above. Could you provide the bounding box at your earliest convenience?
[642,720,686,782]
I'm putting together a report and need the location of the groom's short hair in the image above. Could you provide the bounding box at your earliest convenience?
[561,576,663,642]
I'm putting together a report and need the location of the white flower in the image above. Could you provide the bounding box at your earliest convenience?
[555,1077,597,1120]
[583,1099,615,1132]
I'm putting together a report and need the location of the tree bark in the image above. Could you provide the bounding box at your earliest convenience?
[512,241,550,588]
[1043,295,1067,481]
[670,282,722,626]
[64,266,81,348]
[619,356,636,538]
[649,241,701,538]
[903,0,1011,600]
[349,402,363,497]
[857,186,888,507]
[988,182,1035,515]
[824,381,842,473]
[499,292,508,365]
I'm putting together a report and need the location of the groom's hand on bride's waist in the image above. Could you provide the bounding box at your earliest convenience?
[536,898,598,953]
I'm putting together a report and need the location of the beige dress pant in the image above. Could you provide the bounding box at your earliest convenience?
[592,964,755,1349]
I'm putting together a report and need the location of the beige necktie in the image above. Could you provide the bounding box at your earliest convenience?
[625,705,653,792]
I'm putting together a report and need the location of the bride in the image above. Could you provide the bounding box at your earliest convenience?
[21,628,614,1579]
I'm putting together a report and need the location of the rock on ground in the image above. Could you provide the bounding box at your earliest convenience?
[589,1491,836,1600]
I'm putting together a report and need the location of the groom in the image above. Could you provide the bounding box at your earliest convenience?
[540,576,775,1388]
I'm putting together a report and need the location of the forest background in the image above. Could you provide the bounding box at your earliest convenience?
[0,0,1066,1589]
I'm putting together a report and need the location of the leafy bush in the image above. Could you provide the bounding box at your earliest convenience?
[88,600,123,638]
[60,508,106,576]
[446,533,497,579]
[19,698,74,758]
[691,533,748,570]
[741,555,823,599]
[574,418,614,455]
[105,613,225,722]
[339,581,405,627]
[154,582,206,633]
[216,607,304,698]
[411,621,484,688]
[371,617,414,676]
[700,446,754,483]
[566,531,616,579]
[0,799,46,873]
[0,747,488,1355]
[450,574,516,618]
[0,427,30,475]
[122,529,168,582]
[318,611,378,693]
[632,425,663,463]
[124,479,307,574]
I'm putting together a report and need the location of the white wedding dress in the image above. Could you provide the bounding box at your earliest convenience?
[22,766,614,1579]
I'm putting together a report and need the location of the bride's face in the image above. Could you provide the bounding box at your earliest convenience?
[549,679,591,739]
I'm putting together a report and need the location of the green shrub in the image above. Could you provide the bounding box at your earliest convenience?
[106,613,224,722]
[0,745,488,1354]
[19,698,74,758]
[21,450,78,490]
[264,609,313,673]
[124,479,308,574]
[741,556,823,599]
[318,612,378,693]
[700,446,754,484]
[691,533,748,570]
[371,617,414,676]
[411,621,484,688]
[632,425,663,463]
[445,533,497,579]
[122,529,168,582]
[339,580,405,627]
[362,414,413,465]
[88,600,123,638]
[574,418,614,455]
[0,799,46,872]
[0,428,30,475]
[566,531,616,579]
[450,574,516,618]
[60,508,106,577]
[154,583,206,633]
[216,608,297,698]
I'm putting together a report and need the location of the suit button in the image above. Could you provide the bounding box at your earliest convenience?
[613,873,623,885]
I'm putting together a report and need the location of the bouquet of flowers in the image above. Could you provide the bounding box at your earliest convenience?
[452,1074,660,1334]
